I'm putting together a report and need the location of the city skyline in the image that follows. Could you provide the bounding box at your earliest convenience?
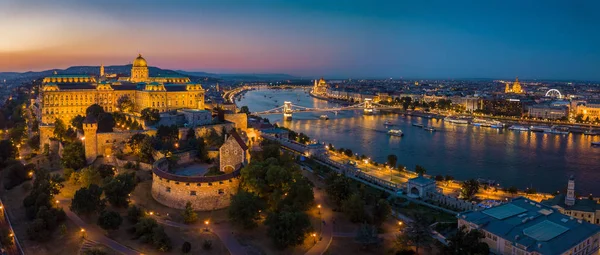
[2,0,600,80]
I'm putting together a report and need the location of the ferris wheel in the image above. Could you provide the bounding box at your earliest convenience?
[545,89,563,99]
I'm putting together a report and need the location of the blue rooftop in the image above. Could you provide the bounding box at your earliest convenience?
[459,197,600,255]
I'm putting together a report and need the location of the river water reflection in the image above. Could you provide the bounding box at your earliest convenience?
[236,88,600,194]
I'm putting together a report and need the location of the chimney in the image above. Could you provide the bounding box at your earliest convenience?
[224,133,228,143]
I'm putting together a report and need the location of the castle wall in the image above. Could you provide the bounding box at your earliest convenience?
[224,113,248,131]
[151,173,239,210]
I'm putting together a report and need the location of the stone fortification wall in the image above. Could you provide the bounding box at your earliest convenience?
[151,158,240,210]
[224,113,248,131]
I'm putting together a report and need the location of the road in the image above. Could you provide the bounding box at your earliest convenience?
[58,199,141,255]
[304,187,333,255]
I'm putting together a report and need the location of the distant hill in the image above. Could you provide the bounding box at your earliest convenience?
[0,65,221,85]
[176,70,300,81]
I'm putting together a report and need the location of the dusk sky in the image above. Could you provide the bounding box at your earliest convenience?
[2,0,600,80]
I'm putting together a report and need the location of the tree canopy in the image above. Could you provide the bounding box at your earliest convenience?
[61,141,86,170]
[70,184,105,215]
[97,210,123,231]
[228,190,264,229]
[141,108,160,125]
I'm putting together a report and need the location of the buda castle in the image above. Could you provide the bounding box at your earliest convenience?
[38,54,205,124]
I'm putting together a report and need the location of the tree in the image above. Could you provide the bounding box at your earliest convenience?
[434,175,444,182]
[62,141,86,170]
[0,140,16,165]
[97,210,123,231]
[415,165,426,175]
[0,228,13,247]
[103,172,137,207]
[507,186,518,195]
[443,226,489,255]
[181,241,192,253]
[86,104,105,119]
[182,201,198,224]
[117,95,134,113]
[396,215,433,255]
[127,205,143,224]
[239,106,250,114]
[96,164,115,179]
[70,184,105,215]
[28,134,40,150]
[325,173,353,209]
[372,199,391,227]
[265,210,312,249]
[355,224,380,250]
[97,112,115,132]
[342,193,367,223]
[78,167,102,187]
[387,154,398,169]
[196,138,209,162]
[71,115,85,131]
[53,118,67,141]
[279,178,314,211]
[141,108,160,125]
[228,190,265,229]
[3,162,31,190]
[460,179,480,201]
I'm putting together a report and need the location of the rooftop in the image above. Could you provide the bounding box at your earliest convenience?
[408,175,435,186]
[459,197,600,255]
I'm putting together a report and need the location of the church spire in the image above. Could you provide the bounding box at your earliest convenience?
[100,64,105,77]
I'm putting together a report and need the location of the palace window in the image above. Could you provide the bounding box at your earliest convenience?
[197,183,201,186]
[186,183,190,186]
[175,182,179,185]
[190,191,196,196]
[219,181,224,185]
[208,182,212,186]
[166,187,171,192]
[218,189,224,195]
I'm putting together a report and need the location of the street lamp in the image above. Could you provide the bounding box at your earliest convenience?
[204,220,210,231]
[312,233,317,244]
[317,204,321,215]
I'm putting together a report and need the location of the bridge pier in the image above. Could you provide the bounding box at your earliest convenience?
[363,98,374,115]
[283,101,293,120]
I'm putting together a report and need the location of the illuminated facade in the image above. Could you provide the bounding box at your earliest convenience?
[38,54,205,124]
[313,77,328,95]
[576,102,600,121]
[505,77,525,94]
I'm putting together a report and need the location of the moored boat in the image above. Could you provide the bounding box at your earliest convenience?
[412,123,424,128]
[509,125,529,131]
[319,115,329,120]
[444,116,469,124]
[424,126,435,132]
[592,141,600,146]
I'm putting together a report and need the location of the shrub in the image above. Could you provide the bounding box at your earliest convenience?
[203,240,212,250]
[181,241,191,253]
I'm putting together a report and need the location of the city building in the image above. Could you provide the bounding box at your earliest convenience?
[481,98,524,117]
[528,104,569,120]
[406,175,437,198]
[458,196,600,255]
[505,77,525,94]
[38,54,205,124]
[313,77,328,95]
[575,101,600,121]
[543,177,600,225]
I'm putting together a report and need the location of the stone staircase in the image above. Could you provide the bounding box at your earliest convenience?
[79,238,101,254]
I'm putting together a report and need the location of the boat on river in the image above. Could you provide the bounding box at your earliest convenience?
[320,115,329,120]
[444,116,469,125]
[530,126,552,133]
[592,142,600,146]
[424,126,436,132]
[509,125,529,131]
[384,120,396,126]
[412,123,424,128]
[387,129,404,137]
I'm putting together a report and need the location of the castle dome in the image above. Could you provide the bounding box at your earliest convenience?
[133,54,148,67]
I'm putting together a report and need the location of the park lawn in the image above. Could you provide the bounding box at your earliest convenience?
[1,181,82,255]
[395,202,456,223]
[108,218,230,255]
[234,218,316,255]
[325,235,397,255]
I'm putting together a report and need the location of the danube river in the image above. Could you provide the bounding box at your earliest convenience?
[237,88,600,195]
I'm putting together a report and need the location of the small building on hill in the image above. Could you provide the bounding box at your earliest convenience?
[219,130,248,173]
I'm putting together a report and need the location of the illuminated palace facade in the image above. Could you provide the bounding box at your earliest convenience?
[38,54,205,124]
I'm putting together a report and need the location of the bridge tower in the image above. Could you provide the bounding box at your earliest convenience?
[283,101,293,120]
[363,98,374,115]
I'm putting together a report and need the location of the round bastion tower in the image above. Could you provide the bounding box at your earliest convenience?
[82,115,98,164]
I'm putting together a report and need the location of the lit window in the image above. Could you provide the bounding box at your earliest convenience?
[190,191,196,196]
